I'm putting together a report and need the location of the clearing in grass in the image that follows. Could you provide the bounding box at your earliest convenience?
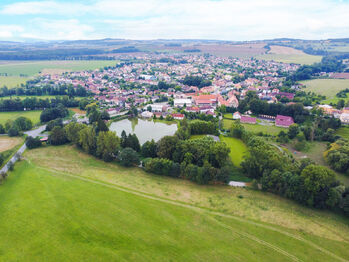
[0,110,41,125]
[0,145,348,261]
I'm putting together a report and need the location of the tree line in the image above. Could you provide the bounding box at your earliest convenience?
[0,96,80,112]
[0,84,88,97]
[230,122,349,217]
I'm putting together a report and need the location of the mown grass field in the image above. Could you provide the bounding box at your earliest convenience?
[0,60,118,77]
[0,110,41,125]
[0,76,29,88]
[0,145,346,261]
[223,118,283,135]
[300,79,349,102]
[220,136,248,167]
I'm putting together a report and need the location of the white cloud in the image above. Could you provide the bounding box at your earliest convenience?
[0,25,23,39]
[1,0,349,40]
[20,19,99,40]
[1,1,88,15]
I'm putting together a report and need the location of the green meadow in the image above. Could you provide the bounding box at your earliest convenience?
[300,79,349,103]
[257,53,321,65]
[220,136,248,167]
[0,76,29,88]
[0,60,118,77]
[0,110,41,125]
[0,145,348,261]
[223,118,284,135]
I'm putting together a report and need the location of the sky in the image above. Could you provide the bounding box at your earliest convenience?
[0,0,348,41]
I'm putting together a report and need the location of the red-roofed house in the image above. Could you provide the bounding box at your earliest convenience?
[172,113,185,120]
[275,115,294,127]
[241,116,256,124]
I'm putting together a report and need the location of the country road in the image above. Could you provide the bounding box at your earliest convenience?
[0,125,46,174]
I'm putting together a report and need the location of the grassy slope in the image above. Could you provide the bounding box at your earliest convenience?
[0,110,41,125]
[300,79,349,103]
[25,147,349,240]
[0,148,348,261]
[0,60,118,77]
[220,136,248,167]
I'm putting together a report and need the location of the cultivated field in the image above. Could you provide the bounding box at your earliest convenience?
[0,111,41,125]
[300,79,349,103]
[0,145,347,261]
[257,45,322,65]
[0,60,118,77]
[0,136,23,153]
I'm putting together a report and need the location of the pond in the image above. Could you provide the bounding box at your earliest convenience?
[109,118,178,144]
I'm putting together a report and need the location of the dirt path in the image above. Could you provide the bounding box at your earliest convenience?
[31,163,348,262]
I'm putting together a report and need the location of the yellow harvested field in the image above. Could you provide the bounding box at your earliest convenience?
[0,136,23,153]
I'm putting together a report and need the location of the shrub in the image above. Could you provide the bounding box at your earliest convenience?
[26,136,42,149]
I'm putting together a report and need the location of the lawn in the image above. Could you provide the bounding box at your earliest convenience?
[0,110,41,125]
[223,118,284,135]
[300,79,349,101]
[0,146,348,261]
[0,60,118,77]
[0,76,29,88]
[220,136,248,167]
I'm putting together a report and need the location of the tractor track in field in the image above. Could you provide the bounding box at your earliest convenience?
[30,163,349,262]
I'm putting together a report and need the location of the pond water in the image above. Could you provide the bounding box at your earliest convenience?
[109,118,178,144]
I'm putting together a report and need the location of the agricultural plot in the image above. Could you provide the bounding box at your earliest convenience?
[0,110,41,125]
[257,45,322,65]
[300,79,349,103]
[0,145,347,261]
[0,136,23,153]
[0,60,118,77]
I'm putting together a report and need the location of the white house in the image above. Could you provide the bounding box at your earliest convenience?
[232,112,242,120]
[174,99,192,108]
[141,111,154,118]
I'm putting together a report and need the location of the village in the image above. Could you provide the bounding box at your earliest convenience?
[26,53,318,128]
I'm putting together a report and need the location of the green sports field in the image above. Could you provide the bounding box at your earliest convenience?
[0,110,41,125]
[0,145,348,261]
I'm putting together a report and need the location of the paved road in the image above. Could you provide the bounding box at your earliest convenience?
[0,125,46,174]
